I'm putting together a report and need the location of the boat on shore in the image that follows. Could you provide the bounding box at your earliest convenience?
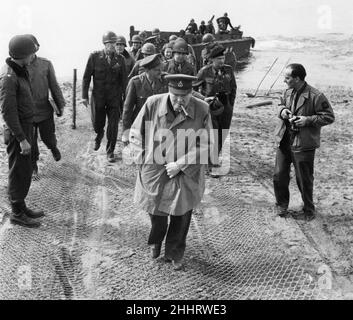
[129,23,255,70]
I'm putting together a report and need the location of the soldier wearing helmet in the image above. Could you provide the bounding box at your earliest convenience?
[145,28,166,53]
[0,34,44,228]
[129,35,144,61]
[201,33,216,67]
[82,31,127,163]
[128,42,156,79]
[163,39,195,76]
[169,35,178,42]
[185,19,198,35]
[26,34,66,179]
[115,35,135,75]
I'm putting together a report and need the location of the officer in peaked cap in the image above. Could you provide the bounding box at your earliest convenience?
[122,53,168,143]
[129,73,215,271]
[195,44,237,164]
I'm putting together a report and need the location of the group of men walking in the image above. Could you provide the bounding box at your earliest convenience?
[0,28,335,271]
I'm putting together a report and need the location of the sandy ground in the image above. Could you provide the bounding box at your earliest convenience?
[0,82,352,299]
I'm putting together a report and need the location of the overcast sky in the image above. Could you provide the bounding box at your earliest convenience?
[0,0,352,77]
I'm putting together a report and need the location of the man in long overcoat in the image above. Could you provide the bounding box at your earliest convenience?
[129,74,215,270]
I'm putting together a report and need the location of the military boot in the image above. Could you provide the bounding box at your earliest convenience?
[10,203,41,228]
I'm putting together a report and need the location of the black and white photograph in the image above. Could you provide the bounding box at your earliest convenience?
[0,0,352,304]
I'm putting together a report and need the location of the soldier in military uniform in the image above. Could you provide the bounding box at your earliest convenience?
[128,43,156,79]
[196,44,237,155]
[129,74,215,270]
[122,54,168,145]
[26,35,66,178]
[199,21,207,35]
[128,35,144,61]
[115,35,135,75]
[82,31,127,163]
[145,28,167,53]
[163,39,195,76]
[0,35,44,228]
[216,13,237,34]
[200,33,216,68]
[185,19,198,34]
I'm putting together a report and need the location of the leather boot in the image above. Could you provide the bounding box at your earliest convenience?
[24,207,45,219]
[10,203,41,228]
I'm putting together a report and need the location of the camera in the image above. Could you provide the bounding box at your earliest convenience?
[289,116,299,132]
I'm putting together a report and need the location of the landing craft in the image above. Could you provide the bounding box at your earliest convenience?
[129,20,255,70]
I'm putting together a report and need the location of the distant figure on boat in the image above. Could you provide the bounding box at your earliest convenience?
[216,13,240,34]
[186,19,198,34]
[199,21,207,35]
[205,17,215,34]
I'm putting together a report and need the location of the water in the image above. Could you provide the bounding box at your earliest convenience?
[236,33,353,91]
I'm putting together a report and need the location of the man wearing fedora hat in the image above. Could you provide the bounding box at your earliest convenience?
[129,74,215,270]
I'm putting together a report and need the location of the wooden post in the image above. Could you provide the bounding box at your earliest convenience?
[71,69,77,129]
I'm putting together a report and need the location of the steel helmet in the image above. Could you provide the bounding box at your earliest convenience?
[141,43,156,55]
[9,35,37,59]
[102,31,118,44]
[169,35,178,42]
[172,39,188,54]
[24,34,40,50]
[202,33,216,43]
[116,35,127,46]
[131,35,142,43]
[138,30,147,38]
[152,28,160,35]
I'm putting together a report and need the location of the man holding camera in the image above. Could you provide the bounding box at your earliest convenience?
[273,64,335,221]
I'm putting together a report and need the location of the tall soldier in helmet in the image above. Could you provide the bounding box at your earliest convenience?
[195,44,237,164]
[128,43,156,79]
[201,33,216,68]
[26,34,66,179]
[82,31,127,163]
[128,35,144,61]
[163,39,195,76]
[115,35,135,75]
[0,35,44,227]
